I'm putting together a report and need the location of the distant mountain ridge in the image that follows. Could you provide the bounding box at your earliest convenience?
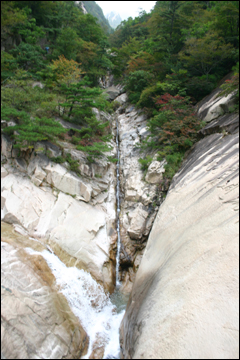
[106,11,122,29]
[81,1,113,34]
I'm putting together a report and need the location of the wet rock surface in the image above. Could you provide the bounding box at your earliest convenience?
[1,105,119,293]
[1,223,89,359]
[112,102,164,294]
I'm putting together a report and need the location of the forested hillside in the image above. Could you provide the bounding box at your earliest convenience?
[82,1,113,34]
[1,1,239,180]
[109,0,239,180]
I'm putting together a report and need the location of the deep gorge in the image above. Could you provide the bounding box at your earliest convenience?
[2,81,239,359]
[1,0,239,358]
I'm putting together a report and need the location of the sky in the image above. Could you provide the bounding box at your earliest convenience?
[95,1,156,21]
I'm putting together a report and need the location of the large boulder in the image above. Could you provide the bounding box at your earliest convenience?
[120,132,239,359]
[1,226,88,359]
[145,160,166,184]
[45,163,92,202]
[196,75,238,123]
[127,204,149,240]
[103,86,121,101]
[114,93,128,105]
[1,134,12,158]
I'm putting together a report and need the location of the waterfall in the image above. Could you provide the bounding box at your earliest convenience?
[25,247,125,359]
[115,117,121,287]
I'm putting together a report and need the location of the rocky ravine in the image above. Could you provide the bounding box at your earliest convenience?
[112,96,166,294]
[1,87,129,290]
[120,87,239,359]
[1,84,161,358]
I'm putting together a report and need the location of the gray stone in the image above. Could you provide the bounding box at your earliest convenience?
[15,158,27,172]
[31,165,47,186]
[32,81,45,89]
[45,163,92,202]
[121,131,239,360]
[46,141,62,158]
[127,204,149,239]
[145,160,166,184]
[34,141,46,153]
[1,166,8,178]
[103,86,121,101]
[27,154,49,175]
[11,147,20,158]
[1,120,8,129]
[114,93,128,105]
[1,135,12,158]
[1,235,88,360]
[200,112,239,135]
[1,154,7,164]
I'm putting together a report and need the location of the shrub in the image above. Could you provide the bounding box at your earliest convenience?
[123,70,154,104]
[65,153,80,175]
[138,156,153,171]
[51,156,65,164]
[140,93,202,187]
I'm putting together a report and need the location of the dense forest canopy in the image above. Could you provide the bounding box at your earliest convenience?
[1,1,239,177]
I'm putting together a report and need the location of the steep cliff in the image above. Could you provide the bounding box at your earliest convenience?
[120,88,239,359]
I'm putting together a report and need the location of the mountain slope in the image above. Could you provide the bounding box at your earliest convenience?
[106,11,122,29]
[82,1,113,33]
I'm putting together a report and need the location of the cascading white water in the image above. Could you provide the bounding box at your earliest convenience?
[115,117,121,287]
[25,247,125,359]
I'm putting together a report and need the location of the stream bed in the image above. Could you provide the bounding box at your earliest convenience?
[26,246,128,359]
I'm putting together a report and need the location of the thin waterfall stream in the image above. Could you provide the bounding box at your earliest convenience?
[115,117,121,287]
[20,113,128,359]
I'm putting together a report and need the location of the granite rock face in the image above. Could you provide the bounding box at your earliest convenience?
[113,101,163,294]
[1,223,88,359]
[1,171,116,291]
[120,87,239,359]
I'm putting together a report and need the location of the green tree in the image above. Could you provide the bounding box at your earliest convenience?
[210,1,239,47]
[2,106,66,149]
[1,1,27,36]
[52,27,79,61]
[60,77,104,121]
[179,31,234,78]
[123,70,154,103]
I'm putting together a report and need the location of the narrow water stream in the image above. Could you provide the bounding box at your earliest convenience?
[22,115,127,359]
[115,117,121,287]
[26,246,126,359]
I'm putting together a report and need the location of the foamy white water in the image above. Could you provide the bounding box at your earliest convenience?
[26,247,125,359]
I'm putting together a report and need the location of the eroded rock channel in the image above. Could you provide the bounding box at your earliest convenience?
[1,86,161,359]
[2,81,239,359]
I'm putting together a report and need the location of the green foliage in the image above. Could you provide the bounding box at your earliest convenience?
[77,141,112,163]
[160,152,183,180]
[60,77,104,121]
[124,70,154,104]
[138,93,203,185]
[179,31,234,78]
[65,153,80,174]
[107,156,118,163]
[1,1,27,35]
[51,155,65,164]
[52,27,79,61]
[138,156,153,171]
[1,51,18,81]
[2,106,66,149]
[110,0,239,106]
[10,42,46,74]
[218,64,239,104]
[1,72,60,116]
